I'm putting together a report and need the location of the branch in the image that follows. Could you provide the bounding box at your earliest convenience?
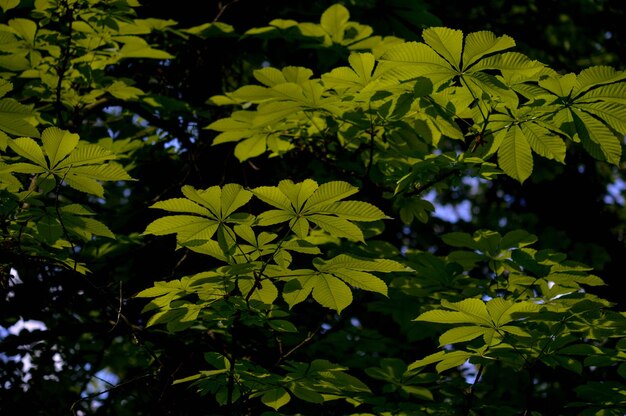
[82,98,196,149]
[404,168,460,198]
[55,0,75,128]
[274,328,319,366]
[213,0,240,23]
[70,374,151,415]
[463,363,485,416]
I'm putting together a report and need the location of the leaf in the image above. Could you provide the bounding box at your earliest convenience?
[261,387,291,410]
[63,174,105,197]
[304,181,358,210]
[318,254,408,273]
[497,126,533,182]
[67,163,132,181]
[441,232,480,250]
[379,41,452,85]
[422,27,463,69]
[238,278,278,305]
[0,0,20,12]
[64,215,116,240]
[8,137,46,167]
[118,36,174,59]
[575,65,626,94]
[330,269,387,296]
[322,52,376,90]
[417,298,492,326]
[462,31,516,69]
[220,183,253,217]
[408,350,473,373]
[143,215,219,243]
[268,319,298,333]
[572,108,622,165]
[234,135,266,161]
[150,198,212,216]
[486,298,540,326]
[9,18,37,43]
[253,186,293,211]
[320,3,350,43]
[283,272,353,313]
[57,143,115,167]
[105,80,145,100]
[279,179,318,211]
[41,127,80,168]
[438,326,487,346]
[251,67,285,87]
[416,309,483,325]
[0,98,39,137]
[311,274,353,313]
[257,209,294,226]
[317,200,387,221]
[282,271,317,308]
[308,214,364,241]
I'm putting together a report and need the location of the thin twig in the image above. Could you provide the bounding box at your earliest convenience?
[109,282,123,331]
[70,374,151,415]
[464,363,485,415]
[213,0,240,23]
[404,168,460,198]
[274,328,319,366]
[55,168,78,271]
[55,0,75,127]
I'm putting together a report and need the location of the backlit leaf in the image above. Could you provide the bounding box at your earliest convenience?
[9,137,46,167]
[261,387,291,410]
[438,326,487,346]
[497,126,533,182]
[41,127,79,168]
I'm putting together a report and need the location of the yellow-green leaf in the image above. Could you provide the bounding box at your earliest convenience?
[41,127,79,168]
[422,27,463,69]
[0,0,20,12]
[438,326,487,346]
[261,387,291,410]
[497,126,533,182]
[320,4,349,43]
[9,137,46,167]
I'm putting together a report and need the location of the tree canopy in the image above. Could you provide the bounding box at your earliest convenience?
[1,1,626,415]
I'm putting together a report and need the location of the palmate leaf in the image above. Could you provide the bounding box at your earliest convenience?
[320,3,350,43]
[379,26,523,109]
[144,184,253,252]
[416,298,539,348]
[254,179,386,241]
[41,127,79,168]
[6,128,132,196]
[283,271,353,313]
[534,68,626,165]
[282,254,405,312]
[486,109,566,182]
[322,52,377,91]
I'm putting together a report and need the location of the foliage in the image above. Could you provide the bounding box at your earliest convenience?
[1,1,625,415]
